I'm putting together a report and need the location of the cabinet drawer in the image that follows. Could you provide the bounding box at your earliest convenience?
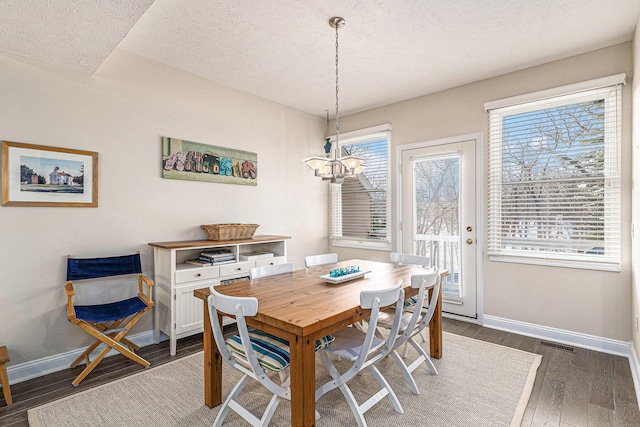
[220,261,253,278]
[255,256,286,268]
[175,266,220,284]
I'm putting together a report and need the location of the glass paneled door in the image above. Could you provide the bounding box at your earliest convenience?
[400,138,477,318]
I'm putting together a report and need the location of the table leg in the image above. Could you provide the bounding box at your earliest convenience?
[429,284,443,359]
[289,334,317,426]
[203,302,222,408]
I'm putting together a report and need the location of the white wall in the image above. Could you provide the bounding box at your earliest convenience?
[632,18,640,358]
[334,42,634,341]
[0,49,329,364]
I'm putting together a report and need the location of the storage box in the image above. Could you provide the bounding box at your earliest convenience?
[239,251,274,261]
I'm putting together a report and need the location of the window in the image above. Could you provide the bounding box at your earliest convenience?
[330,124,391,250]
[485,75,624,270]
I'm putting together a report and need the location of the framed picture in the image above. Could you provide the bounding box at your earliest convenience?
[161,137,257,186]
[1,141,98,207]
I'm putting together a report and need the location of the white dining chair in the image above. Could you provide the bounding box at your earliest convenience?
[250,262,294,279]
[376,270,440,395]
[304,253,338,268]
[207,285,333,426]
[315,281,405,427]
[389,252,431,268]
[389,252,431,344]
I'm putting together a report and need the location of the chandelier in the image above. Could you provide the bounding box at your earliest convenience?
[304,17,366,184]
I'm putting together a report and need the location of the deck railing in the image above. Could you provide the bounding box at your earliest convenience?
[414,235,461,297]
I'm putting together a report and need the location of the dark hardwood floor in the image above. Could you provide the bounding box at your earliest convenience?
[1,318,639,426]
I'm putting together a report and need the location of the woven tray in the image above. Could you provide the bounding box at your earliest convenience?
[201,223,259,241]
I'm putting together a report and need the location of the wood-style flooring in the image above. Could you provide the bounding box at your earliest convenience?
[1,318,639,426]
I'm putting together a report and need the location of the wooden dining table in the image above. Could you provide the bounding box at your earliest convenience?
[193,258,444,427]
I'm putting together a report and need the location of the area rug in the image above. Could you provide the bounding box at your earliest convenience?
[28,332,541,427]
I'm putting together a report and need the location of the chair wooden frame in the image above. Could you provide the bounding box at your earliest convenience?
[0,346,11,405]
[64,252,154,386]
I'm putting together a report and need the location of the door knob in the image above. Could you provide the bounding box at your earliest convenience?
[466,226,473,232]
[466,238,473,245]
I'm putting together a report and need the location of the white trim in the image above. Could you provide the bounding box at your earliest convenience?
[329,123,392,142]
[489,255,622,272]
[395,132,484,321]
[483,315,630,356]
[332,238,391,251]
[630,345,640,410]
[474,133,485,325]
[4,330,159,385]
[484,73,627,111]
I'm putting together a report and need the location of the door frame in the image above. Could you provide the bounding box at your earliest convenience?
[395,132,484,324]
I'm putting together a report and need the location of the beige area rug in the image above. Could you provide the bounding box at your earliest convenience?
[28,332,541,427]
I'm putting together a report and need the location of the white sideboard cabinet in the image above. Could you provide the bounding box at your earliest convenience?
[148,235,290,355]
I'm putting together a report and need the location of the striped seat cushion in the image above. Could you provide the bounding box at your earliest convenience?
[404,296,418,308]
[226,329,334,372]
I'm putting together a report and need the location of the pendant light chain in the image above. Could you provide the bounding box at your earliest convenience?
[303,17,365,184]
[334,21,340,150]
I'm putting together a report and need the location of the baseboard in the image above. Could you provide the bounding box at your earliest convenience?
[5,330,160,385]
[630,344,640,409]
[483,315,631,356]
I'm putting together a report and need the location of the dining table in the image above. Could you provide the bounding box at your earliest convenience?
[193,258,445,427]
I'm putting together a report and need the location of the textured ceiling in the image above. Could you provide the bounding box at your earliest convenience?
[0,0,154,73]
[1,1,639,117]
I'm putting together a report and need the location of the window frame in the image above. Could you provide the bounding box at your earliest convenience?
[330,124,392,251]
[485,75,625,271]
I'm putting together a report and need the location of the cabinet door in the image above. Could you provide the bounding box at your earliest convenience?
[175,281,215,336]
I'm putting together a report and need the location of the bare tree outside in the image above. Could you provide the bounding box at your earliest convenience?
[497,99,606,255]
[413,156,461,294]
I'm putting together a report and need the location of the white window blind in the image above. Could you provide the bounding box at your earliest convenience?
[487,80,623,270]
[330,128,391,250]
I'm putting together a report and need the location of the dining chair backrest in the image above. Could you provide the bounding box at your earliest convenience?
[413,270,440,330]
[250,262,294,279]
[207,287,258,369]
[395,270,440,350]
[356,281,405,369]
[390,252,430,267]
[304,253,338,268]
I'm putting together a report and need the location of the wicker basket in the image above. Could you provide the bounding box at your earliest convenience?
[201,223,259,241]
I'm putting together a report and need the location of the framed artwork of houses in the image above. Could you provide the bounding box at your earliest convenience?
[1,141,98,207]
[161,137,257,186]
